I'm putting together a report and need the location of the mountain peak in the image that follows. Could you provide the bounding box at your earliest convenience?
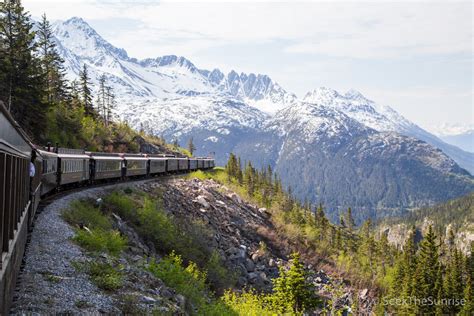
[303,87,340,104]
[345,89,367,101]
[54,16,129,61]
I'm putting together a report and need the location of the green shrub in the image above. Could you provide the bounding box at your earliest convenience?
[148,252,208,312]
[222,290,281,316]
[63,200,111,230]
[74,228,127,256]
[136,197,178,253]
[205,250,236,292]
[87,261,123,291]
[103,191,136,219]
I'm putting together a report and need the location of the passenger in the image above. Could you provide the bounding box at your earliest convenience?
[29,150,36,195]
[29,150,36,178]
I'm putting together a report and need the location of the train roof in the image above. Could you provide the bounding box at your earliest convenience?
[123,156,148,161]
[90,155,123,161]
[57,153,90,159]
[36,149,58,157]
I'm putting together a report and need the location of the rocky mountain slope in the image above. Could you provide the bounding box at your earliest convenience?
[12,178,374,314]
[49,17,474,222]
[377,192,474,254]
[237,101,473,222]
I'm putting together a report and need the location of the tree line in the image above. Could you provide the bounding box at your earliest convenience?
[224,153,473,314]
[0,1,142,151]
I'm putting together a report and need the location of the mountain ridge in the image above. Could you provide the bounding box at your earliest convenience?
[49,16,474,222]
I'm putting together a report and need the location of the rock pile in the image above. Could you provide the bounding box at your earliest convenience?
[138,178,285,291]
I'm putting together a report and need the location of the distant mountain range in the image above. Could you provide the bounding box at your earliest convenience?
[50,17,474,222]
[439,130,474,153]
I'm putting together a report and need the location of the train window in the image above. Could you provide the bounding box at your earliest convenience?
[63,159,86,173]
[44,158,57,174]
[97,160,120,172]
[128,160,145,170]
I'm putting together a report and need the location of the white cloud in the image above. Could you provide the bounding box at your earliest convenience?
[25,1,472,59]
[23,0,473,129]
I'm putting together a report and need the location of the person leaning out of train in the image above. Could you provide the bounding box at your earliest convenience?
[29,150,36,194]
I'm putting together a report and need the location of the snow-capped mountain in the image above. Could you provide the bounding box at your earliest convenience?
[51,17,474,222]
[238,101,473,222]
[440,130,474,153]
[52,17,293,114]
[303,87,474,174]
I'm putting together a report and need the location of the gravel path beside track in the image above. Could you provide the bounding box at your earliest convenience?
[10,180,155,315]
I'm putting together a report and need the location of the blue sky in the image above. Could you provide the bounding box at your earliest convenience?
[24,0,473,135]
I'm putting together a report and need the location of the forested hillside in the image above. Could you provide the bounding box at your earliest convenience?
[0,1,167,152]
[378,193,473,253]
[190,154,474,315]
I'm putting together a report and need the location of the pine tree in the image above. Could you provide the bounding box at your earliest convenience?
[412,225,440,314]
[36,13,67,104]
[345,207,356,230]
[97,73,106,118]
[105,85,115,125]
[236,157,243,184]
[187,137,196,156]
[444,248,465,314]
[243,161,255,196]
[271,252,317,313]
[79,63,93,116]
[339,215,346,228]
[393,228,417,313]
[0,0,48,139]
[225,153,238,179]
[460,273,473,315]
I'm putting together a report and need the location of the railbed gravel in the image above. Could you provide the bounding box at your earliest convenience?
[10,180,155,315]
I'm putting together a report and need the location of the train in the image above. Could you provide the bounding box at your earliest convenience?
[0,102,214,313]
[37,148,214,196]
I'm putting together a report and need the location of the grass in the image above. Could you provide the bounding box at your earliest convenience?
[63,199,127,257]
[63,200,112,230]
[43,272,61,283]
[75,300,93,309]
[87,261,123,291]
[102,190,236,293]
[74,228,127,256]
[148,252,234,315]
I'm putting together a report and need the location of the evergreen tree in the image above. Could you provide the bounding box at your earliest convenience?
[412,226,439,314]
[105,85,115,125]
[243,161,255,196]
[187,137,196,156]
[345,207,356,230]
[393,228,417,311]
[271,252,317,313]
[236,156,243,184]
[339,215,346,228]
[79,63,93,116]
[0,0,47,138]
[96,73,106,118]
[36,13,67,104]
[460,273,473,315]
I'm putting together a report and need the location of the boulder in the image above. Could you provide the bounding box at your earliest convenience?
[141,295,157,304]
[245,258,255,272]
[195,195,210,208]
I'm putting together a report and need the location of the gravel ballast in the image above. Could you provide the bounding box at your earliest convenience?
[10,180,153,314]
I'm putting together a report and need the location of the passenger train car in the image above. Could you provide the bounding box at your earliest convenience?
[0,102,214,314]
